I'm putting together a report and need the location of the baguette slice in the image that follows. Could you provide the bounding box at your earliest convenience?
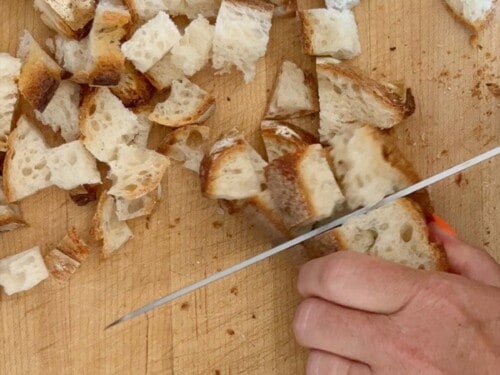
[110,61,154,107]
[261,120,317,162]
[0,177,26,232]
[57,227,91,262]
[325,0,360,10]
[443,0,495,32]
[107,144,170,200]
[149,79,215,127]
[0,53,22,151]
[115,185,161,221]
[157,125,210,173]
[212,0,274,82]
[298,9,361,59]
[333,198,448,271]
[0,246,49,295]
[17,31,63,112]
[44,249,81,281]
[265,144,345,231]
[316,58,416,140]
[265,61,319,119]
[146,54,185,90]
[124,0,168,21]
[35,80,81,142]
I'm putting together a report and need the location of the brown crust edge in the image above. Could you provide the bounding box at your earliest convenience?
[297,11,314,55]
[442,0,497,34]
[149,96,216,127]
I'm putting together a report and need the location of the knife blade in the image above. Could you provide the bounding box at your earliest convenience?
[107,146,500,329]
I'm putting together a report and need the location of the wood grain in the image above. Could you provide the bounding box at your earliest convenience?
[0,0,498,374]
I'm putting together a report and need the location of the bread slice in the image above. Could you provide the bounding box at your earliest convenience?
[171,15,215,76]
[0,53,22,152]
[165,0,222,19]
[316,58,416,140]
[146,54,185,90]
[443,0,495,32]
[122,11,182,73]
[124,0,168,21]
[325,0,360,10]
[332,198,448,271]
[298,9,361,59]
[80,88,144,163]
[265,61,319,119]
[157,125,210,173]
[110,61,154,107]
[212,0,274,82]
[149,79,216,127]
[92,192,133,258]
[35,80,81,142]
[57,227,91,262]
[261,120,317,162]
[0,177,26,232]
[115,185,161,221]
[17,31,63,112]
[107,144,170,200]
[265,144,345,231]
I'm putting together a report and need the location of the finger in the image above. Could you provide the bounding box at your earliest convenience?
[429,222,500,287]
[297,251,423,314]
[307,350,371,375]
[294,297,387,363]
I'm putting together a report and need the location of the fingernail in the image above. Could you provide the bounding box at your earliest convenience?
[429,214,457,237]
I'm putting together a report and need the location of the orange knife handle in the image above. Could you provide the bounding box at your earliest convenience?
[429,214,457,237]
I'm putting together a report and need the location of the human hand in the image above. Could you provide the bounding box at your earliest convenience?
[293,222,500,374]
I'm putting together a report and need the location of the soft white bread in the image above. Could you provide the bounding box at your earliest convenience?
[165,0,222,19]
[56,227,91,263]
[46,141,102,190]
[212,0,274,82]
[122,11,181,73]
[124,0,168,21]
[298,9,361,59]
[131,106,154,148]
[0,53,22,151]
[17,31,63,112]
[158,125,210,173]
[265,61,319,119]
[0,177,26,232]
[115,185,161,221]
[107,144,170,200]
[332,198,448,271]
[110,61,154,107]
[316,58,416,140]
[443,0,495,32]
[325,0,360,10]
[44,249,81,282]
[0,246,49,295]
[80,88,144,163]
[92,192,133,258]
[149,79,216,127]
[146,54,185,90]
[171,15,215,77]
[261,120,317,162]
[35,80,81,142]
[265,144,345,231]
[52,34,88,80]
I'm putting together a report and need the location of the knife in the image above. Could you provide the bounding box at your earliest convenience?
[107,146,500,329]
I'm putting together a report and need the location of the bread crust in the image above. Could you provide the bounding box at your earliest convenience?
[44,249,81,281]
[226,0,275,13]
[0,214,27,231]
[442,0,496,33]
[297,11,314,55]
[3,126,19,203]
[110,61,154,107]
[36,0,95,39]
[149,96,216,127]
[58,227,91,262]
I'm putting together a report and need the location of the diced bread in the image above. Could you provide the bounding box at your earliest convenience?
[52,35,88,80]
[17,31,63,112]
[124,0,168,21]
[92,192,133,258]
[332,198,448,271]
[57,227,91,262]
[0,177,26,232]
[35,80,81,142]
[146,54,185,90]
[325,0,360,10]
[171,16,215,77]
[107,144,170,200]
[165,0,222,19]
[443,0,495,32]
[265,144,345,231]
[212,0,274,82]
[131,106,154,148]
[261,120,317,162]
[110,61,154,107]
[298,9,361,59]
[0,246,49,295]
[158,125,210,173]
[265,61,319,119]
[115,185,161,221]
[0,53,22,151]
[316,58,416,140]
[122,11,182,73]
[149,79,216,127]
[44,249,81,281]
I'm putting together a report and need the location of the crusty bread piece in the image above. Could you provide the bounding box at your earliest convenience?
[149,79,216,127]
[158,125,210,173]
[261,120,317,162]
[35,80,81,142]
[0,53,22,152]
[298,9,361,59]
[265,144,345,231]
[443,0,495,32]
[107,144,170,200]
[316,58,416,140]
[93,192,133,258]
[332,198,448,271]
[44,249,81,282]
[171,16,215,77]
[80,88,144,163]
[325,0,359,10]
[17,31,63,112]
[115,185,161,221]
[131,106,154,148]
[57,227,91,262]
[165,0,222,19]
[110,61,154,107]
[52,34,88,80]
[124,0,168,21]
[265,61,319,119]
[0,246,49,295]
[0,177,26,232]
[146,54,185,90]
[122,11,182,73]
[212,0,274,82]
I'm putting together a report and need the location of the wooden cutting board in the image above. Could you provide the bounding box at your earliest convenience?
[0,0,498,374]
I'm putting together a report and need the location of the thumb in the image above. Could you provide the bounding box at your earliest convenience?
[429,222,500,287]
